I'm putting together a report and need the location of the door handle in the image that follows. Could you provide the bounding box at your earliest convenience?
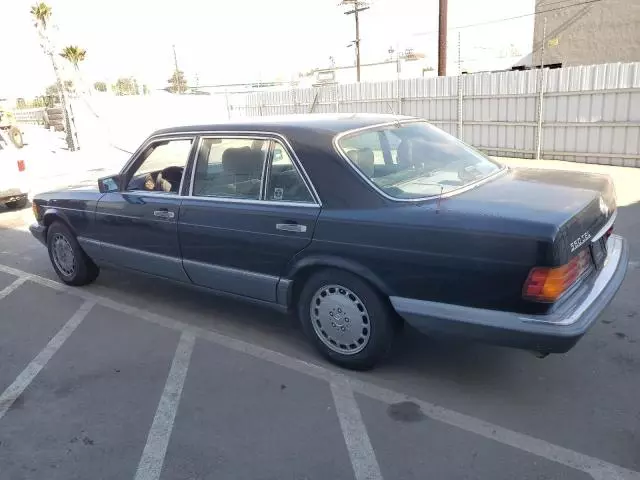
[153,210,175,219]
[276,223,307,233]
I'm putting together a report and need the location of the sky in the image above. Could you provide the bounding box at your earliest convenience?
[1,0,535,98]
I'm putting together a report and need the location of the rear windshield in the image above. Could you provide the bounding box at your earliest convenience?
[336,121,502,199]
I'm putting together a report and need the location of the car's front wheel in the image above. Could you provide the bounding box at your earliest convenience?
[47,221,99,286]
[298,269,397,370]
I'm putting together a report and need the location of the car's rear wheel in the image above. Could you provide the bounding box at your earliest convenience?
[47,221,99,286]
[298,269,396,370]
[4,196,28,210]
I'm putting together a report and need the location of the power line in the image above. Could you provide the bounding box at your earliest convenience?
[412,0,603,36]
[535,0,588,8]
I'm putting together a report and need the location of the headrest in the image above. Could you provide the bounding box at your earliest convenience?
[354,148,375,177]
[222,147,262,175]
[397,139,413,167]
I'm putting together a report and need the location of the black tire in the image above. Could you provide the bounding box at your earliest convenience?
[47,221,99,286]
[4,196,28,210]
[297,268,396,370]
[8,126,23,148]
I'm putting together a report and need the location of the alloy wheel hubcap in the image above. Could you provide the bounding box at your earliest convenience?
[51,234,76,277]
[310,284,370,355]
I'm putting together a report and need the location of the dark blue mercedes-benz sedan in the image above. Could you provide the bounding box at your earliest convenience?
[29,114,629,369]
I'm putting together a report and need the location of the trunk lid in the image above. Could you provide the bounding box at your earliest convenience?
[444,167,615,265]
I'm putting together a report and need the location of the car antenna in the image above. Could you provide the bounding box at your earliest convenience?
[384,100,402,128]
[435,185,444,214]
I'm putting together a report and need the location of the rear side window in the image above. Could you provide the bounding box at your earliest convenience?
[192,138,268,199]
[264,142,313,203]
[191,138,315,203]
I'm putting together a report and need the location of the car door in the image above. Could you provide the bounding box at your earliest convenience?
[94,135,196,282]
[178,134,321,303]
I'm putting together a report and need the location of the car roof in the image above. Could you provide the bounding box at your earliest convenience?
[151,113,419,137]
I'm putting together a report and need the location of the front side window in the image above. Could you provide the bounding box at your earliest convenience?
[127,139,193,193]
[337,122,502,199]
[192,138,268,200]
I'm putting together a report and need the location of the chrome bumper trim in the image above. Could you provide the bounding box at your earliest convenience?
[592,210,617,242]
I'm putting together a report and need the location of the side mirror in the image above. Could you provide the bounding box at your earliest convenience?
[98,174,122,193]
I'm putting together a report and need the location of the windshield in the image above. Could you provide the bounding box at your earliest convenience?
[337,121,502,199]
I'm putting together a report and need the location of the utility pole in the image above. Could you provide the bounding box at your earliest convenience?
[457,32,463,140]
[438,0,448,76]
[535,18,547,161]
[172,44,184,94]
[342,1,370,82]
[172,44,179,73]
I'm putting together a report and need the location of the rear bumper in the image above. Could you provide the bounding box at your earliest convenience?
[29,223,47,246]
[391,235,629,354]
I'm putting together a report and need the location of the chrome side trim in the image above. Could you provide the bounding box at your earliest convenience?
[184,195,320,208]
[591,210,617,242]
[116,191,181,200]
[186,131,322,206]
[77,236,104,261]
[182,258,278,302]
[332,119,508,203]
[77,236,101,248]
[97,240,190,282]
[100,240,181,262]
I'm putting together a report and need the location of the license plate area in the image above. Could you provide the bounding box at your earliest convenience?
[590,237,607,269]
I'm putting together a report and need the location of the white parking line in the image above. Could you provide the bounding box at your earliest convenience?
[0,263,639,480]
[331,382,383,480]
[134,332,195,480]
[0,276,28,301]
[0,300,95,421]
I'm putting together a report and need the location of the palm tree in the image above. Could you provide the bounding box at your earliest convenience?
[30,3,77,150]
[60,45,87,71]
[60,45,88,95]
[30,2,52,29]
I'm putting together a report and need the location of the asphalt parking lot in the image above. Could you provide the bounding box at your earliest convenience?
[1,160,639,480]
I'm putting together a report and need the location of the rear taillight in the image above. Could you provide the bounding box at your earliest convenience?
[605,226,614,240]
[17,160,26,172]
[523,249,592,302]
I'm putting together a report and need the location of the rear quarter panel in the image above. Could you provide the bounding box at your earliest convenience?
[296,203,552,314]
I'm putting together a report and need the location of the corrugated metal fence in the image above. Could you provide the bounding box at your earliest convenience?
[237,62,640,168]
